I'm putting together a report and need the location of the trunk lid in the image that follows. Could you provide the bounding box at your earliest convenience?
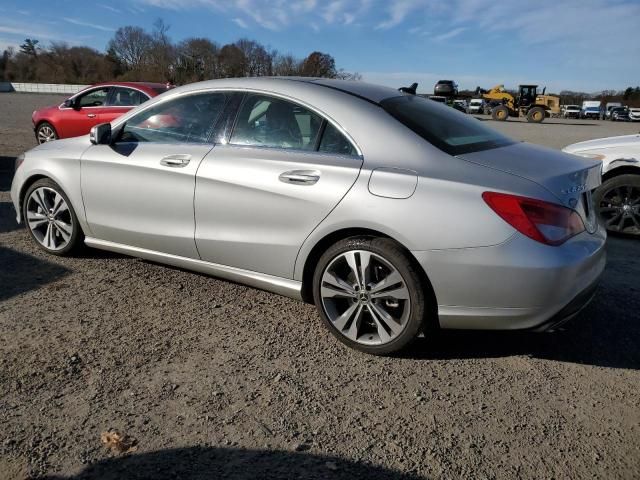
[458,142,602,233]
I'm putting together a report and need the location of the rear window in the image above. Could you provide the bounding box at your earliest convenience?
[381,95,514,155]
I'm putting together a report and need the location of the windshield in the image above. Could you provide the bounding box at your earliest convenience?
[381,95,514,155]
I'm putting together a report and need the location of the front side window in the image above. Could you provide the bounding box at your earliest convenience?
[108,87,149,107]
[78,87,110,108]
[230,94,322,151]
[381,95,514,155]
[119,92,228,144]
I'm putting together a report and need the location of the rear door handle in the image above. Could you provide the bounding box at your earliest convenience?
[279,170,320,185]
[87,113,96,118]
[160,154,191,167]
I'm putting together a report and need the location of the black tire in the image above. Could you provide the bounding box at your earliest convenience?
[23,178,84,255]
[526,107,546,123]
[491,105,509,121]
[594,174,640,237]
[35,122,58,144]
[312,236,429,355]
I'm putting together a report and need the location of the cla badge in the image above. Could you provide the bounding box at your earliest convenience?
[561,184,587,194]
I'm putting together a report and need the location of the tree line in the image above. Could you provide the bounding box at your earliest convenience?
[0,19,360,85]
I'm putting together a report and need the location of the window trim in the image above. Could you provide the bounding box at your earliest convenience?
[109,87,362,157]
[59,85,153,110]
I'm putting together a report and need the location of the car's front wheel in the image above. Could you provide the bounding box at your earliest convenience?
[594,174,640,237]
[313,237,428,355]
[23,178,83,255]
[36,122,58,144]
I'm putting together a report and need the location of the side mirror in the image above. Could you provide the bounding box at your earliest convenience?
[62,98,75,109]
[90,123,112,145]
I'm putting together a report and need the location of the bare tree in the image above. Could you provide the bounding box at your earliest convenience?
[234,38,272,77]
[175,37,220,83]
[218,44,245,78]
[107,26,153,71]
[300,51,337,78]
[272,52,301,76]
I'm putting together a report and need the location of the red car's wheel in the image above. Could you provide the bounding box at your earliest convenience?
[36,122,58,144]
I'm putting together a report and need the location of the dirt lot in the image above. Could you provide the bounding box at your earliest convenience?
[1,93,639,480]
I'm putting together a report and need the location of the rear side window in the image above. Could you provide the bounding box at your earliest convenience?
[319,123,358,156]
[381,95,514,155]
[119,92,228,144]
[108,87,149,107]
[230,94,322,151]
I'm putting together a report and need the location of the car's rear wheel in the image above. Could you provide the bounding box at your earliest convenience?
[23,178,83,255]
[594,175,640,237]
[312,237,427,355]
[36,122,58,144]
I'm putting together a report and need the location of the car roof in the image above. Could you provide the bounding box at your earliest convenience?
[173,77,405,104]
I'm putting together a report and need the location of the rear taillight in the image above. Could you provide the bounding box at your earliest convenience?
[482,191,585,246]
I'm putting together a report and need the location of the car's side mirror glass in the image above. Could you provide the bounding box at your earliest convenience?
[63,98,75,109]
[90,123,112,145]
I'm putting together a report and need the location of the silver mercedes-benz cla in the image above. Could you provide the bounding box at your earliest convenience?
[11,77,606,354]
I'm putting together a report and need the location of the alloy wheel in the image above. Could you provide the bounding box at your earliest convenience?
[320,250,411,345]
[37,125,56,143]
[598,184,640,234]
[26,187,74,251]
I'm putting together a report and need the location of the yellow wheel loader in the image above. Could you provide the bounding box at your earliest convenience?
[477,84,560,123]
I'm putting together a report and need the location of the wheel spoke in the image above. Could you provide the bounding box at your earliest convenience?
[606,213,622,228]
[51,193,66,216]
[343,251,360,285]
[345,305,364,341]
[27,211,47,228]
[369,303,403,336]
[33,189,49,212]
[54,221,71,242]
[333,302,361,332]
[369,270,403,295]
[370,285,410,300]
[367,304,393,343]
[321,271,356,298]
[358,251,371,286]
[43,223,54,249]
[598,207,619,214]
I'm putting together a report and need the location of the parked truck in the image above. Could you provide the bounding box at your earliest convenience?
[581,100,601,119]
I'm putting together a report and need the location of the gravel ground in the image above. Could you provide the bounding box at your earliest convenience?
[1,93,639,480]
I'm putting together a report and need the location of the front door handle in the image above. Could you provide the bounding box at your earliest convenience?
[279,170,320,185]
[160,154,191,167]
[87,113,96,118]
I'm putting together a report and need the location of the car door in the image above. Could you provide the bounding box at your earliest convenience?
[60,86,111,138]
[195,93,363,278]
[102,87,150,124]
[81,91,229,258]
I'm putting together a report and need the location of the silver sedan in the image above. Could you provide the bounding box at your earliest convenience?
[11,78,606,354]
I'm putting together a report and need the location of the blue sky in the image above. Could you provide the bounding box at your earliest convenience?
[1,0,639,93]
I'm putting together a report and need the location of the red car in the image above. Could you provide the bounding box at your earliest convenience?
[32,82,169,144]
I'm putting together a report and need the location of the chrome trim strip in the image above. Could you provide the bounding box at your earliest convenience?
[84,237,303,300]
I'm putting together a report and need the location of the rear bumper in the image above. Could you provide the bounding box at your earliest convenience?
[411,227,606,331]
